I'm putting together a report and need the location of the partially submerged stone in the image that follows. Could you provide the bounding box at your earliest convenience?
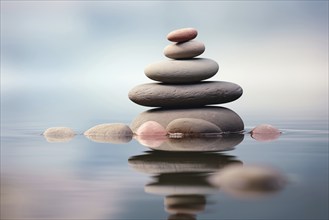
[251,124,281,142]
[131,107,244,133]
[43,127,75,143]
[84,123,133,144]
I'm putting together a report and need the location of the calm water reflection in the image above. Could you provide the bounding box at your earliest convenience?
[1,121,328,219]
[129,151,242,219]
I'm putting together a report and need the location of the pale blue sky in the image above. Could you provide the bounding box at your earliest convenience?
[1,1,328,125]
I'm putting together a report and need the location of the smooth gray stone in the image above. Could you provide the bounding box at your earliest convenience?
[167,118,221,134]
[164,40,205,59]
[128,81,242,107]
[128,152,242,174]
[130,107,244,133]
[144,58,218,83]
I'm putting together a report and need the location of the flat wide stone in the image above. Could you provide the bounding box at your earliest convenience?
[130,106,244,133]
[128,81,243,107]
[144,58,218,83]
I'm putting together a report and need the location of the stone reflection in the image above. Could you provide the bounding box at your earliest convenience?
[209,164,287,199]
[129,151,242,174]
[129,151,242,219]
[135,133,243,152]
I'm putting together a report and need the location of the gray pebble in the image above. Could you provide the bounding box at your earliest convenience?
[128,81,243,108]
[164,40,205,59]
[144,58,218,83]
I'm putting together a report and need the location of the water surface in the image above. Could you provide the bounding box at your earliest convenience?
[1,119,328,220]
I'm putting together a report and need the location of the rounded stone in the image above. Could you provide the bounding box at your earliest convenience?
[167,28,198,42]
[164,40,205,59]
[130,107,244,133]
[43,127,75,143]
[128,150,242,174]
[129,81,243,108]
[167,118,221,134]
[84,123,133,144]
[144,58,218,83]
[135,121,167,136]
[251,124,281,142]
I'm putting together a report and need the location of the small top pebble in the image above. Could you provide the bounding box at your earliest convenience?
[167,28,198,42]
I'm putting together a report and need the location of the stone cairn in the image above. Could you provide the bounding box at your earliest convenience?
[44,28,281,145]
[128,27,245,151]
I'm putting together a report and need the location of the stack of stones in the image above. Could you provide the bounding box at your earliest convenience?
[129,28,244,143]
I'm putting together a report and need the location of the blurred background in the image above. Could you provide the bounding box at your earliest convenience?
[1,1,328,130]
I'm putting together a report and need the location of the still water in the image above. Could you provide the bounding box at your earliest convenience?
[1,119,328,220]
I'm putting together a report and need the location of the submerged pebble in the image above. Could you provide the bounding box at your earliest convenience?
[43,127,75,143]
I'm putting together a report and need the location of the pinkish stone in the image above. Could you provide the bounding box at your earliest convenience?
[136,121,167,136]
[167,28,198,42]
[251,124,281,142]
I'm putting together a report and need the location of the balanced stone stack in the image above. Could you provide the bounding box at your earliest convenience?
[129,28,244,136]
